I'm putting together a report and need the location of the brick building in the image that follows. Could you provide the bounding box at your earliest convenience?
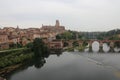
[0,34,9,50]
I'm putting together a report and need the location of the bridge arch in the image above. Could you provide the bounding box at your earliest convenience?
[72,41,79,47]
[91,41,100,52]
[61,40,120,52]
[63,42,69,47]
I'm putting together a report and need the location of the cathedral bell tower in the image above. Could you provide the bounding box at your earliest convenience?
[55,20,60,27]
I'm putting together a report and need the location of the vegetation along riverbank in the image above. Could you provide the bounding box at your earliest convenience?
[0,38,49,79]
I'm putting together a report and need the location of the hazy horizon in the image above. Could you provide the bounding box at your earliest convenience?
[0,0,120,31]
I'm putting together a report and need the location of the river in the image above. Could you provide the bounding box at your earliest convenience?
[6,42,120,80]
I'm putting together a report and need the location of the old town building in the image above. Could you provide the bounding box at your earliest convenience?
[0,20,66,50]
[0,34,9,50]
[49,40,63,49]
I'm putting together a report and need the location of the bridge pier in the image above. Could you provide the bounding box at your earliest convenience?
[109,42,114,52]
[109,47,114,52]
[99,42,103,52]
[89,45,92,52]
[99,46,103,52]
[89,41,92,52]
[68,42,73,48]
[78,43,83,47]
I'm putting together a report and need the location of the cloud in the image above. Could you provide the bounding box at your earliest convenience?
[0,0,120,31]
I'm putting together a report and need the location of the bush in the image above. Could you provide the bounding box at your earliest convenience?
[0,49,34,68]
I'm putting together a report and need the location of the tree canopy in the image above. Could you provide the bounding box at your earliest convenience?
[32,38,49,57]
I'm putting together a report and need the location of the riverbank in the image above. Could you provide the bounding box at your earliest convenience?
[0,48,33,68]
[0,64,22,79]
[0,48,34,78]
[0,48,29,58]
[0,48,25,53]
[64,46,87,52]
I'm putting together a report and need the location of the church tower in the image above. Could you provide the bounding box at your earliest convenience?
[16,25,20,32]
[55,20,60,27]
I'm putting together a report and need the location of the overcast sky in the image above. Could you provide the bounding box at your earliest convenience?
[0,0,120,31]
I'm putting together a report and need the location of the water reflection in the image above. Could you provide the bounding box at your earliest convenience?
[1,47,120,80]
[84,41,120,53]
[5,51,62,80]
[84,48,89,52]
[92,41,99,52]
[9,52,120,80]
[34,58,46,68]
[114,47,120,52]
[5,56,47,79]
[103,43,110,52]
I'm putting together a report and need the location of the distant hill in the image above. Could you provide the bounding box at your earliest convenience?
[56,29,120,40]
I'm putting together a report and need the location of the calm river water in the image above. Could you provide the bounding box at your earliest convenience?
[8,42,120,80]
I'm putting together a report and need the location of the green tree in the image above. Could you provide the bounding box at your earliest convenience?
[72,41,79,47]
[32,38,49,57]
[33,38,43,57]
[82,41,88,47]
[56,34,61,39]
[56,30,83,40]
[26,42,33,51]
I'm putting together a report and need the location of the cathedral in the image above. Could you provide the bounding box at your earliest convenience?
[41,20,65,34]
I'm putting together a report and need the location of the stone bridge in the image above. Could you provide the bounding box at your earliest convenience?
[62,39,120,52]
[48,39,120,52]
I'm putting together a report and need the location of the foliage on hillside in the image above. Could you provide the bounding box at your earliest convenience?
[56,29,120,40]
[32,38,49,57]
[0,49,33,68]
[56,30,82,40]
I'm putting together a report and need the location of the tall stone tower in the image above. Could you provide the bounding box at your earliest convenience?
[16,25,20,32]
[55,20,60,27]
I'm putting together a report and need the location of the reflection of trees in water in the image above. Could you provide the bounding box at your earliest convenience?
[5,52,48,79]
[6,51,62,79]
[33,57,46,69]
[35,52,48,67]
[50,49,63,55]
